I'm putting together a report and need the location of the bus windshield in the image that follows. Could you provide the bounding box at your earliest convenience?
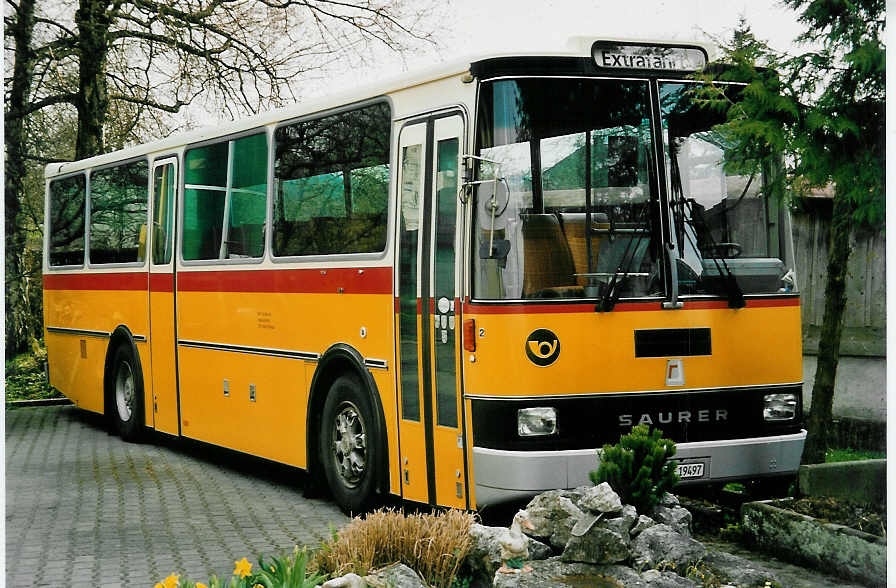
[472,78,662,301]
[660,81,793,296]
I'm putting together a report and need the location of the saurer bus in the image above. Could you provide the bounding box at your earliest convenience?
[43,38,805,512]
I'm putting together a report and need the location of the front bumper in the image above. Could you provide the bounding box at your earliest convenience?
[472,429,807,507]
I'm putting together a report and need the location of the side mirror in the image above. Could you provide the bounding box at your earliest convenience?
[461,154,504,191]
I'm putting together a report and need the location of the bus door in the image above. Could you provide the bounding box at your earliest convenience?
[395,112,468,508]
[148,157,180,435]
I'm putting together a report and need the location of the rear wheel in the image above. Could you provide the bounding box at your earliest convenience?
[320,374,378,513]
[110,344,144,442]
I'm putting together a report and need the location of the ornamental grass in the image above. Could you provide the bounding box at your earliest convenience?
[312,508,475,588]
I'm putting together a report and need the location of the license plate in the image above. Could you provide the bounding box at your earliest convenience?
[676,462,705,479]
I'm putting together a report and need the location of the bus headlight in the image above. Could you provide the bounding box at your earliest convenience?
[518,407,557,436]
[764,393,797,421]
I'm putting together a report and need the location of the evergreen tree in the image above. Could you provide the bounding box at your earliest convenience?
[591,424,679,513]
[699,2,884,463]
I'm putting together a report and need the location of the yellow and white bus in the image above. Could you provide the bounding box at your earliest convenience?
[43,39,806,512]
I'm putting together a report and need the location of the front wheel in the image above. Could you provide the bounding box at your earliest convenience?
[320,374,378,514]
[110,344,144,442]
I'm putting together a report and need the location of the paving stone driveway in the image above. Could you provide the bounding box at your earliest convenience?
[6,405,349,587]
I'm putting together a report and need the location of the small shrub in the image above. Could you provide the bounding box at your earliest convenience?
[5,346,60,402]
[590,424,679,513]
[682,560,724,587]
[312,508,475,588]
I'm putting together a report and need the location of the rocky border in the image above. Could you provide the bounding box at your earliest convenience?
[742,498,886,587]
[322,484,785,588]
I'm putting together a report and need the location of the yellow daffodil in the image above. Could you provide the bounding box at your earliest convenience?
[234,557,252,578]
[155,574,178,588]
[196,583,208,588]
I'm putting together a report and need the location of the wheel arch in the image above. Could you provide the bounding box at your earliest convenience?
[103,325,144,422]
[307,343,389,496]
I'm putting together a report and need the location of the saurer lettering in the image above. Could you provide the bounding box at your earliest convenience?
[618,409,728,427]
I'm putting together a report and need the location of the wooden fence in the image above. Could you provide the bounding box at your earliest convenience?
[791,201,886,357]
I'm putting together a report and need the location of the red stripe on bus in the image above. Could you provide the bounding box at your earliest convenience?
[149,273,174,292]
[463,297,799,314]
[43,272,148,291]
[177,267,392,294]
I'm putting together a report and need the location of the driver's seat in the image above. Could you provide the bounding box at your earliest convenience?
[520,214,576,297]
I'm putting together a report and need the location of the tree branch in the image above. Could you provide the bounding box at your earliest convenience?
[34,16,76,37]
[14,93,78,117]
[109,92,187,113]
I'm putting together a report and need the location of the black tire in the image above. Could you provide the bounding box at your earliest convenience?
[110,343,144,442]
[319,374,378,514]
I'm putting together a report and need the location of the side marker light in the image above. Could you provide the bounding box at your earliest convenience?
[463,319,476,352]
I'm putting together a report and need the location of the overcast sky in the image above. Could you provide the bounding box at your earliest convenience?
[299,0,810,97]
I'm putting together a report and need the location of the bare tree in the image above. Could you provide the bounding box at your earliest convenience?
[4,0,433,355]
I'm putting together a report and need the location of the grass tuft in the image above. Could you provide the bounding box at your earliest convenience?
[312,508,475,588]
[825,448,886,463]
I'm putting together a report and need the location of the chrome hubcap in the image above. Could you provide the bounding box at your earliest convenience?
[115,361,135,422]
[331,401,366,487]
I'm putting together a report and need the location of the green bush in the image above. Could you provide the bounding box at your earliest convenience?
[5,343,63,402]
[590,424,680,513]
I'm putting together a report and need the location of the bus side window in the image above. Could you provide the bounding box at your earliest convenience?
[48,174,87,267]
[273,102,391,257]
[152,163,176,264]
[89,160,149,265]
[227,134,267,258]
[183,134,268,261]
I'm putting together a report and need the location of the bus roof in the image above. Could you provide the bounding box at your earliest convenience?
[45,37,716,178]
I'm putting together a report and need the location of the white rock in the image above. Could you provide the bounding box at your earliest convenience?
[579,483,623,514]
[322,572,366,588]
[364,563,428,588]
[631,514,657,538]
[660,492,680,507]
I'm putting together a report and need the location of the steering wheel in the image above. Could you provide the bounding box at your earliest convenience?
[705,242,742,258]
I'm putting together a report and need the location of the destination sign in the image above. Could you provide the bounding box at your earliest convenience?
[592,43,707,72]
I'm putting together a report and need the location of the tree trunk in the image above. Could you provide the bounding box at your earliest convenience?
[75,0,112,158]
[803,194,853,463]
[5,0,38,357]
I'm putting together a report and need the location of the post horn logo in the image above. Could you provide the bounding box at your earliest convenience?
[525,329,560,367]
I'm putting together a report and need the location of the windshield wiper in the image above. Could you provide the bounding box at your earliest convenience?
[596,205,651,312]
[680,198,745,309]
[668,146,745,309]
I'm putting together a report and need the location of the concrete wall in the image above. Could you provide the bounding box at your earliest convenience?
[802,356,886,422]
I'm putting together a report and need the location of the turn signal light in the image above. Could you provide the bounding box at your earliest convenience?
[463,319,476,352]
